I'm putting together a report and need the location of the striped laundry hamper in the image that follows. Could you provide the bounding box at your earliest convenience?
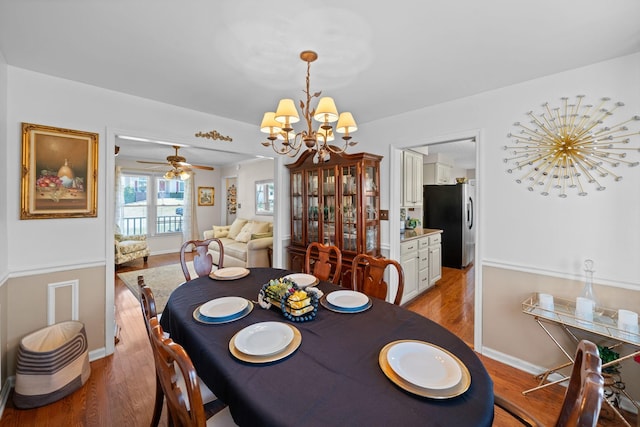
[13,321,91,409]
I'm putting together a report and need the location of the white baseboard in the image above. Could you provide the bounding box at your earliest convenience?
[0,376,15,421]
[481,346,639,415]
[482,346,568,384]
[89,347,107,361]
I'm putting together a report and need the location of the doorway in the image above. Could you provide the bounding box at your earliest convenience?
[225,177,237,224]
[395,130,481,347]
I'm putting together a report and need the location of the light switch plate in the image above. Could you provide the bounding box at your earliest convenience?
[379,210,389,220]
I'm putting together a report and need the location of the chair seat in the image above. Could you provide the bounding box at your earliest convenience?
[118,239,149,254]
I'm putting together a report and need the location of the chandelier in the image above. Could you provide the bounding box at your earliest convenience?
[260,50,358,161]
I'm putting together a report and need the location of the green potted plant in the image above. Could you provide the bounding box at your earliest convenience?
[406,218,421,229]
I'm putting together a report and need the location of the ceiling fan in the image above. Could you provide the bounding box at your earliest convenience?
[136,145,214,180]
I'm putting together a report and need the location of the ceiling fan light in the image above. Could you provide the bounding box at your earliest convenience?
[179,170,191,180]
[164,170,175,180]
[336,112,358,134]
[274,99,300,124]
[313,97,339,123]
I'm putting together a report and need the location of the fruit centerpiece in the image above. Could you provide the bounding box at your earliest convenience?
[258,277,319,322]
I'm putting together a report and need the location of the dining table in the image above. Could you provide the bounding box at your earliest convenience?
[159,267,494,427]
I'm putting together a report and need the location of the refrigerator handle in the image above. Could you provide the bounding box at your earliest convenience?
[467,197,474,229]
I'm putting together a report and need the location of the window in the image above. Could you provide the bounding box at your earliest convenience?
[255,179,274,215]
[118,172,185,235]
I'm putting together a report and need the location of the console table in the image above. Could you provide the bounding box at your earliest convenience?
[521,293,640,426]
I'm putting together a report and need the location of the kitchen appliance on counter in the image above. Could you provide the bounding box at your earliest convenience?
[423,183,475,269]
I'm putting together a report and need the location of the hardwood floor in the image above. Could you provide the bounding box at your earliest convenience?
[1,255,635,426]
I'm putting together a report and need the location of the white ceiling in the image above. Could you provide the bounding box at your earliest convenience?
[1,1,639,167]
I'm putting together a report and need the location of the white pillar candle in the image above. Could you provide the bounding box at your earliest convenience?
[538,293,554,311]
[575,297,594,322]
[618,309,639,332]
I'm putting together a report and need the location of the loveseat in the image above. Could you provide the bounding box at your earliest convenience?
[203,218,273,268]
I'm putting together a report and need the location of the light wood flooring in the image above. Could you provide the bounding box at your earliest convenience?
[1,254,635,426]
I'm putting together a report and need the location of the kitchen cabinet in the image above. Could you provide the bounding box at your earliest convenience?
[402,151,423,207]
[400,239,419,303]
[400,229,443,304]
[424,162,452,185]
[287,149,382,285]
[428,233,442,285]
[418,238,430,292]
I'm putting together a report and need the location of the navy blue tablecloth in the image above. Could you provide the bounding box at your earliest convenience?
[160,268,494,427]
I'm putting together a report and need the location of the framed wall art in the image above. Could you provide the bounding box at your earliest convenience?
[198,186,214,206]
[21,123,99,219]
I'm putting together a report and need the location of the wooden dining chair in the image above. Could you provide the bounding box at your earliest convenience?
[350,254,404,305]
[304,242,342,284]
[494,339,604,427]
[148,317,237,427]
[180,239,223,281]
[137,276,225,427]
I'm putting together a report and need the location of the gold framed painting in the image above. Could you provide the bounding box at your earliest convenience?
[21,123,99,219]
[198,186,214,206]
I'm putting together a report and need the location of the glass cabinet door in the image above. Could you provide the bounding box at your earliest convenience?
[322,167,337,246]
[291,171,303,244]
[364,164,378,193]
[306,169,319,244]
[364,163,379,254]
[341,165,357,252]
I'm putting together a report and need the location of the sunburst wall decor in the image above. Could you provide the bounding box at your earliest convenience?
[504,95,640,197]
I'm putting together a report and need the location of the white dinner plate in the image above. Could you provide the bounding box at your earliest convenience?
[386,341,462,390]
[282,273,319,288]
[234,322,295,356]
[199,297,248,319]
[326,290,369,309]
[210,267,250,280]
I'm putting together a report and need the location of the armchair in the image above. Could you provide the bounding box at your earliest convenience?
[115,225,150,266]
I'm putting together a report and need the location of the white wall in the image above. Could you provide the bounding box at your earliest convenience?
[6,67,259,273]
[219,158,275,223]
[362,53,640,286]
[0,50,7,281]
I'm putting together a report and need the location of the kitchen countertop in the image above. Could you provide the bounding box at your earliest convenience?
[400,228,442,242]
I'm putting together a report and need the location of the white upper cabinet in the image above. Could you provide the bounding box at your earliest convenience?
[402,151,423,207]
[423,162,452,185]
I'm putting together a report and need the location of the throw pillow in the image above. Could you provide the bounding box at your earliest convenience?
[235,223,253,243]
[251,231,273,240]
[227,218,248,239]
[212,225,229,238]
[251,221,270,234]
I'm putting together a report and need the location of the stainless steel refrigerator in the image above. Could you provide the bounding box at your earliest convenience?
[423,183,475,269]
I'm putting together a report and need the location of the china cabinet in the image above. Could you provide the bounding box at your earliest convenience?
[287,149,382,285]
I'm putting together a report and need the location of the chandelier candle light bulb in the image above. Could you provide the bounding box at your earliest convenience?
[260,50,358,161]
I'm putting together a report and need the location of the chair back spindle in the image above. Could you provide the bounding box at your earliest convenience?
[304,242,342,284]
[351,254,404,305]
